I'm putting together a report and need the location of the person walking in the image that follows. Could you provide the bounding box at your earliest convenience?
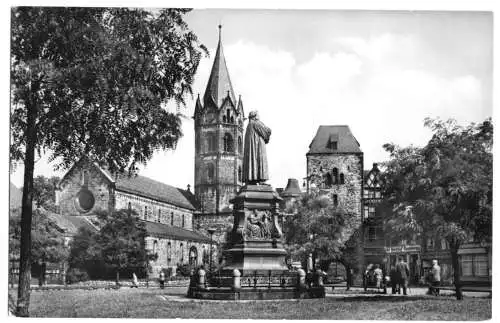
[131,272,139,288]
[430,259,441,296]
[389,265,399,294]
[346,268,354,291]
[396,257,410,295]
[159,270,166,289]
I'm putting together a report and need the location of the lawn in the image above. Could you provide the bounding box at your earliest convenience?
[9,287,491,320]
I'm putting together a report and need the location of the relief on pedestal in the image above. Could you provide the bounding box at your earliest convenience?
[243,209,282,240]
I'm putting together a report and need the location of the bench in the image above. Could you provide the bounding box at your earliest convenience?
[429,285,492,296]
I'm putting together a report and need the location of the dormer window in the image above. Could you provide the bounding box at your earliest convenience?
[327,140,337,150]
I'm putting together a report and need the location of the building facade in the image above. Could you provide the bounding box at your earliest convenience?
[193,26,245,246]
[56,157,211,276]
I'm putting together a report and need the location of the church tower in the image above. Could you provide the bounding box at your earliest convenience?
[193,26,245,244]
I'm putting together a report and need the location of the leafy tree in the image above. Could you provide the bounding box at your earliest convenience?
[69,209,157,282]
[31,175,59,209]
[381,118,492,300]
[11,7,206,316]
[284,192,359,272]
[9,208,69,268]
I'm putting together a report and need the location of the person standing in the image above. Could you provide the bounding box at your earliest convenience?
[374,264,383,291]
[396,257,410,295]
[159,270,166,289]
[131,272,139,288]
[346,268,354,291]
[430,259,441,296]
[389,265,398,294]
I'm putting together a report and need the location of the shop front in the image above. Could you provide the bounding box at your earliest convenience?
[384,245,422,285]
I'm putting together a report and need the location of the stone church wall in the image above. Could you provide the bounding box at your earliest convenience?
[115,191,193,230]
[57,160,113,216]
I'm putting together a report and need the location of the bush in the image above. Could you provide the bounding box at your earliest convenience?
[66,268,89,284]
[176,264,192,277]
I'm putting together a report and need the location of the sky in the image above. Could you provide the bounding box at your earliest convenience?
[9,9,493,190]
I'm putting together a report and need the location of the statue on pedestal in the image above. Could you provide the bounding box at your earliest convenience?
[243,111,271,185]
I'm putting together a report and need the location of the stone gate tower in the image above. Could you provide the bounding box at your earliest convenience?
[193,26,245,245]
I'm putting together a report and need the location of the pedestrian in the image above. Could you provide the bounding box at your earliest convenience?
[395,257,410,295]
[346,268,353,291]
[131,272,139,288]
[374,264,383,291]
[389,265,398,294]
[159,270,166,289]
[430,259,441,296]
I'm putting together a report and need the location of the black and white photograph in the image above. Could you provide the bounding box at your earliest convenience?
[7,1,494,320]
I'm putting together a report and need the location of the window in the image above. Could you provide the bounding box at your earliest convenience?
[327,140,338,150]
[374,191,381,199]
[144,206,148,220]
[325,173,333,187]
[368,227,376,241]
[180,243,184,263]
[223,133,233,152]
[167,242,172,264]
[128,202,132,212]
[461,255,489,277]
[207,164,215,182]
[364,205,369,219]
[182,214,185,228]
[158,209,161,223]
[339,173,345,184]
[238,166,242,182]
[171,212,174,226]
[226,109,231,123]
[332,168,339,184]
[332,194,338,207]
[238,137,242,154]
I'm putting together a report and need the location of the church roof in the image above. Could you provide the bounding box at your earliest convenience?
[203,26,237,108]
[47,212,98,235]
[143,221,211,243]
[307,125,362,154]
[111,173,196,211]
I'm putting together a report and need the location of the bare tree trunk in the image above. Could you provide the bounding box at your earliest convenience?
[16,100,37,317]
[451,246,463,300]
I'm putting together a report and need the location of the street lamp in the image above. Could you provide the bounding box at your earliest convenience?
[207,228,216,272]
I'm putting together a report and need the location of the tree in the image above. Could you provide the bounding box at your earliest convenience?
[68,209,156,282]
[381,118,492,300]
[9,208,69,271]
[31,175,60,209]
[284,192,358,271]
[11,7,207,316]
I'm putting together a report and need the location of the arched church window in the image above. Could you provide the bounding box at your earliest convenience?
[128,202,132,213]
[332,168,339,184]
[226,109,231,123]
[171,212,174,226]
[144,206,148,220]
[223,115,227,123]
[180,243,184,263]
[189,246,198,266]
[238,136,242,154]
[223,133,233,152]
[332,194,338,207]
[207,163,215,182]
[238,166,242,182]
[230,116,234,123]
[158,209,161,223]
[339,173,345,184]
[182,214,185,228]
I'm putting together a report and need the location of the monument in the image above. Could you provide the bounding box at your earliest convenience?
[188,111,325,300]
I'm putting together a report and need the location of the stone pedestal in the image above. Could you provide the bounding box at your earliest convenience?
[223,184,287,272]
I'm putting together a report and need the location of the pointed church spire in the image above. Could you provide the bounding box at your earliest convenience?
[203,25,237,108]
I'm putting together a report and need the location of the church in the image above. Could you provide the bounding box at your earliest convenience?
[55,26,246,277]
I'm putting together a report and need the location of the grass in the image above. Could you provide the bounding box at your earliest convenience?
[9,287,491,320]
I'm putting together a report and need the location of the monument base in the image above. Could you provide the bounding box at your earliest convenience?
[187,184,325,300]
